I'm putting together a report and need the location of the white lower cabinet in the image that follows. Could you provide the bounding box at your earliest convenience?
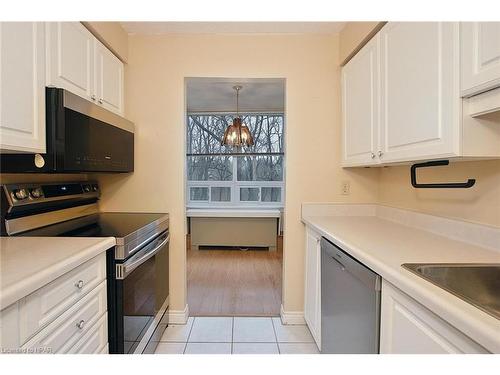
[0,253,108,354]
[19,253,106,344]
[380,280,489,354]
[22,282,107,353]
[304,228,321,349]
[67,310,108,354]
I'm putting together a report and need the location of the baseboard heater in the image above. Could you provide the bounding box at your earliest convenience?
[189,217,278,251]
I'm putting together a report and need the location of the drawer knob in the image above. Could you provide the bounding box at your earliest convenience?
[75,280,84,289]
[76,320,85,330]
[98,98,103,104]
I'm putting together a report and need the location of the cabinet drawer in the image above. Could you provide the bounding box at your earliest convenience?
[19,253,106,344]
[22,280,107,353]
[68,313,108,354]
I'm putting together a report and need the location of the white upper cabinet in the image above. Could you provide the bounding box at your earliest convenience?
[461,22,500,97]
[0,22,46,153]
[94,40,124,115]
[46,22,94,100]
[341,22,500,167]
[341,34,380,166]
[379,22,460,163]
[46,22,124,116]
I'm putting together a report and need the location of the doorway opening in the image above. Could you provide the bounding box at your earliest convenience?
[185,77,285,316]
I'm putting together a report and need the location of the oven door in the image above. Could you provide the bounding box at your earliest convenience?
[113,230,169,354]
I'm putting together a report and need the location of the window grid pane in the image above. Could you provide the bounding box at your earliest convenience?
[211,187,231,202]
[190,187,209,201]
[240,187,260,202]
[261,187,281,202]
[236,155,283,182]
[187,113,284,207]
[187,114,284,155]
[187,156,233,181]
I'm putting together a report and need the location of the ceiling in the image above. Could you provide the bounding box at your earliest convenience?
[186,78,285,113]
[121,22,345,35]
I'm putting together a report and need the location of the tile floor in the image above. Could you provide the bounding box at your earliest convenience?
[154,316,319,354]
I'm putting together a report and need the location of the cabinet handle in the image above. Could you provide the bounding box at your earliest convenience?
[75,280,84,289]
[91,95,96,101]
[76,320,85,330]
[370,152,375,159]
[98,98,103,104]
[378,151,383,157]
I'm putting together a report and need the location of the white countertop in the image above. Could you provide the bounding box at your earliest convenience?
[302,204,500,353]
[0,237,115,309]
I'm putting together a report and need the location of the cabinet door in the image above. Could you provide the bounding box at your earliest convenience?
[0,22,46,153]
[46,22,94,100]
[461,22,500,97]
[304,228,321,348]
[341,34,380,167]
[94,39,124,115]
[379,22,460,163]
[380,281,488,354]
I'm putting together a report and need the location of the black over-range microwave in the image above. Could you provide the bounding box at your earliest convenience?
[0,87,134,173]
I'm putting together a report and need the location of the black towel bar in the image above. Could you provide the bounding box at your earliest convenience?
[410,160,476,189]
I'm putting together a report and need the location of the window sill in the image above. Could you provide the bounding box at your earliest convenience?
[186,208,282,218]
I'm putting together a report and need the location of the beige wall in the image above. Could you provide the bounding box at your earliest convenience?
[95,33,380,314]
[379,161,500,227]
[339,22,383,64]
[83,22,129,63]
[0,174,88,184]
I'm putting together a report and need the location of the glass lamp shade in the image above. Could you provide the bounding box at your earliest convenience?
[221,117,254,147]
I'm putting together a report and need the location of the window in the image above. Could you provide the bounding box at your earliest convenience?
[187,114,284,207]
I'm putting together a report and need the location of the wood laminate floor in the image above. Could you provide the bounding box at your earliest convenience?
[187,244,282,316]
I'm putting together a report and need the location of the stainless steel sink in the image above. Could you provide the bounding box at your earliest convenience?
[402,263,500,320]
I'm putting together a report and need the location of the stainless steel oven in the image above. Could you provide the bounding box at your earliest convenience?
[1,181,170,354]
[112,229,170,354]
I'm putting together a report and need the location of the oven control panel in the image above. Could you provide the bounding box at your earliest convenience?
[2,181,100,206]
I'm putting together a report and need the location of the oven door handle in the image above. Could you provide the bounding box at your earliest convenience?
[120,234,169,278]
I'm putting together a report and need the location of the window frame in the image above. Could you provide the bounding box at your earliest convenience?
[186,112,285,209]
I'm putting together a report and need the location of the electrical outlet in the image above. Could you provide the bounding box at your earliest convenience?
[341,181,350,195]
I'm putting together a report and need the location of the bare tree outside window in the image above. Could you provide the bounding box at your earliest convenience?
[187,114,285,206]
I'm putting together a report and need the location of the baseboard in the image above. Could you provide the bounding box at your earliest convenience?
[168,304,189,324]
[280,304,305,325]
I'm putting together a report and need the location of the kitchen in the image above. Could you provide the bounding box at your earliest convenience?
[1,0,500,372]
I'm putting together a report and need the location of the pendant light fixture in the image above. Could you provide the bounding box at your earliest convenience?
[221,85,254,147]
